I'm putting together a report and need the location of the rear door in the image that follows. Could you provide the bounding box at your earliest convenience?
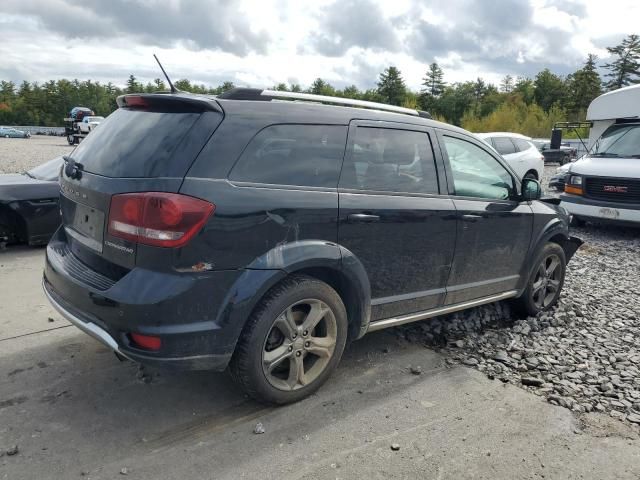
[438,132,533,304]
[337,121,456,321]
[59,95,222,272]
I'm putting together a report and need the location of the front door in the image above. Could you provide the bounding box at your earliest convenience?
[439,133,533,304]
[337,121,457,321]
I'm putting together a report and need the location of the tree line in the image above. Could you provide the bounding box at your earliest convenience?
[1,34,638,137]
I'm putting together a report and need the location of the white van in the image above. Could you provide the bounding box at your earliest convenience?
[560,84,640,225]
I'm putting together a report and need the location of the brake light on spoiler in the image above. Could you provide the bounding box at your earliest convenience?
[108,192,214,248]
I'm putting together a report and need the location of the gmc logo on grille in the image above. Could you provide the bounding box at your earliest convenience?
[603,185,628,193]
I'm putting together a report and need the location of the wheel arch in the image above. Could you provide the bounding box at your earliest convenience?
[215,241,372,366]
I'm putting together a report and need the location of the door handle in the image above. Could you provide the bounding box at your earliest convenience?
[461,214,483,222]
[347,213,380,223]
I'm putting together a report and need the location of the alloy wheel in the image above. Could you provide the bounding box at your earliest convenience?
[262,299,337,391]
[531,253,562,309]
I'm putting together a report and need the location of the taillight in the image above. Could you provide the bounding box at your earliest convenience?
[108,192,214,248]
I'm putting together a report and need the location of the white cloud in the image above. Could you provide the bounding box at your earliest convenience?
[0,0,638,89]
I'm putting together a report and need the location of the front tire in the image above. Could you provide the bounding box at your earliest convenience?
[230,275,348,405]
[514,243,566,317]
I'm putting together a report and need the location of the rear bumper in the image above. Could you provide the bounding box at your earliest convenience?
[560,194,640,225]
[43,230,246,371]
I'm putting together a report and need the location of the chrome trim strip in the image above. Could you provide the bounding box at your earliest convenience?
[262,89,419,116]
[42,279,120,352]
[367,290,518,332]
[371,287,446,306]
[64,226,103,253]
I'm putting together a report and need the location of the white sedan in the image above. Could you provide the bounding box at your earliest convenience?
[476,132,545,181]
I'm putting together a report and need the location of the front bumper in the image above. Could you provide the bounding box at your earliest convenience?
[561,194,640,225]
[43,231,244,370]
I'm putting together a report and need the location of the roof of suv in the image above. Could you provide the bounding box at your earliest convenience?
[118,89,472,138]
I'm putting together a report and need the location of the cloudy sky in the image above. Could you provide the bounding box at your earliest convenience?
[0,0,637,91]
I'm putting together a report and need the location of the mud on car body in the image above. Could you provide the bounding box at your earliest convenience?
[43,89,582,404]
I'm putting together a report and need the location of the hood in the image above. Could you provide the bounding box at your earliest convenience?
[569,156,640,179]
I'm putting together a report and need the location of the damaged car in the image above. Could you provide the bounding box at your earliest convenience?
[43,89,582,404]
[0,156,63,247]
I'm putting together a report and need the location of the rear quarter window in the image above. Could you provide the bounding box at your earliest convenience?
[513,138,532,151]
[229,124,347,188]
[491,137,517,155]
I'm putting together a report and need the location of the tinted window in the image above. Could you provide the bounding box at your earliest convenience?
[443,136,514,200]
[340,127,439,194]
[491,137,517,155]
[513,138,532,151]
[229,124,347,188]
[71,109,204,178]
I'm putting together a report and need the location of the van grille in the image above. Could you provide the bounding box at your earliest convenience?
[584,176,640,204]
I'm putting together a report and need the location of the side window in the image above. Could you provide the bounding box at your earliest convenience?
[491,137,517,155]
[229,124,347,188]
[340,127,439,194]
[513,138,532,151]
[442,136,514,200]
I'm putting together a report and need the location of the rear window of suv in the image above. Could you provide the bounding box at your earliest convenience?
[70,109,204,178]
[229,124,347,188]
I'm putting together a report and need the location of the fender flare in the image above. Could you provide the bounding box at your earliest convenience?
[214,240,372,359]
[518,218,582,292]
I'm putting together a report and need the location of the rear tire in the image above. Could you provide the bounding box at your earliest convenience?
[513,243,566,317]
[229,275,348,405]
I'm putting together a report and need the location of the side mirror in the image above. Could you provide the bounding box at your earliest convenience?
[522,178,542,201]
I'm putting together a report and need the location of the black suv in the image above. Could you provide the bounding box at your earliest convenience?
[43,89,582,404]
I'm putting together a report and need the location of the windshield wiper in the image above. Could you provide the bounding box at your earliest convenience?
[590,152,619,157]
[23,171,35,179]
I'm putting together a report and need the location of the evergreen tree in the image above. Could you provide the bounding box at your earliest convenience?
[126,74,140,93]
[377,66,406,106]
[603,34,640,90]
[500,74,514,93]
[309,78,335,96]
[533,69,566,112]
[513,77,535,104]
[421,63,446,97]
[566,54,602,115]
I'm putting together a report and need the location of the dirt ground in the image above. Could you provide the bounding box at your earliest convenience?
[1,138,640,479]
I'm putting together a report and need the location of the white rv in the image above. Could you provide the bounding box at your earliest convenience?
[561,84,640,225]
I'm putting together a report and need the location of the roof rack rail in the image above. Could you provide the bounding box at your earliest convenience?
[217,88,432,119]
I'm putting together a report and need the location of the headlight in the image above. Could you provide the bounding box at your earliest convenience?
[568,175,582,186]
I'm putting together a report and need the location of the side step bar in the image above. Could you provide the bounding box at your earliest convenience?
[367,290,518,333]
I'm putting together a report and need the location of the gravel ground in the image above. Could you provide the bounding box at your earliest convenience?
[0,136,73,174]
[397,165,640,427]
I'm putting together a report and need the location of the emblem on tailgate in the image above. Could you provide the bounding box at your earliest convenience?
[603,185,628,193]
[105,240,134,254]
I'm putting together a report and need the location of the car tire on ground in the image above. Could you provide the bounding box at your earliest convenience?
[513,242,566,317]
[230,275,348,405]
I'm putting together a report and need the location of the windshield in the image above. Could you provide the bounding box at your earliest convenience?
[27,156,64,181]
[591,124,640,158]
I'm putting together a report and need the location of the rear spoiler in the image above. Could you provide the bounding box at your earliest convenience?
[116,93,222,113]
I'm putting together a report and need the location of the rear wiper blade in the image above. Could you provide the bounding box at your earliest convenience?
[589,152,619,157]
[23,171,35,179]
